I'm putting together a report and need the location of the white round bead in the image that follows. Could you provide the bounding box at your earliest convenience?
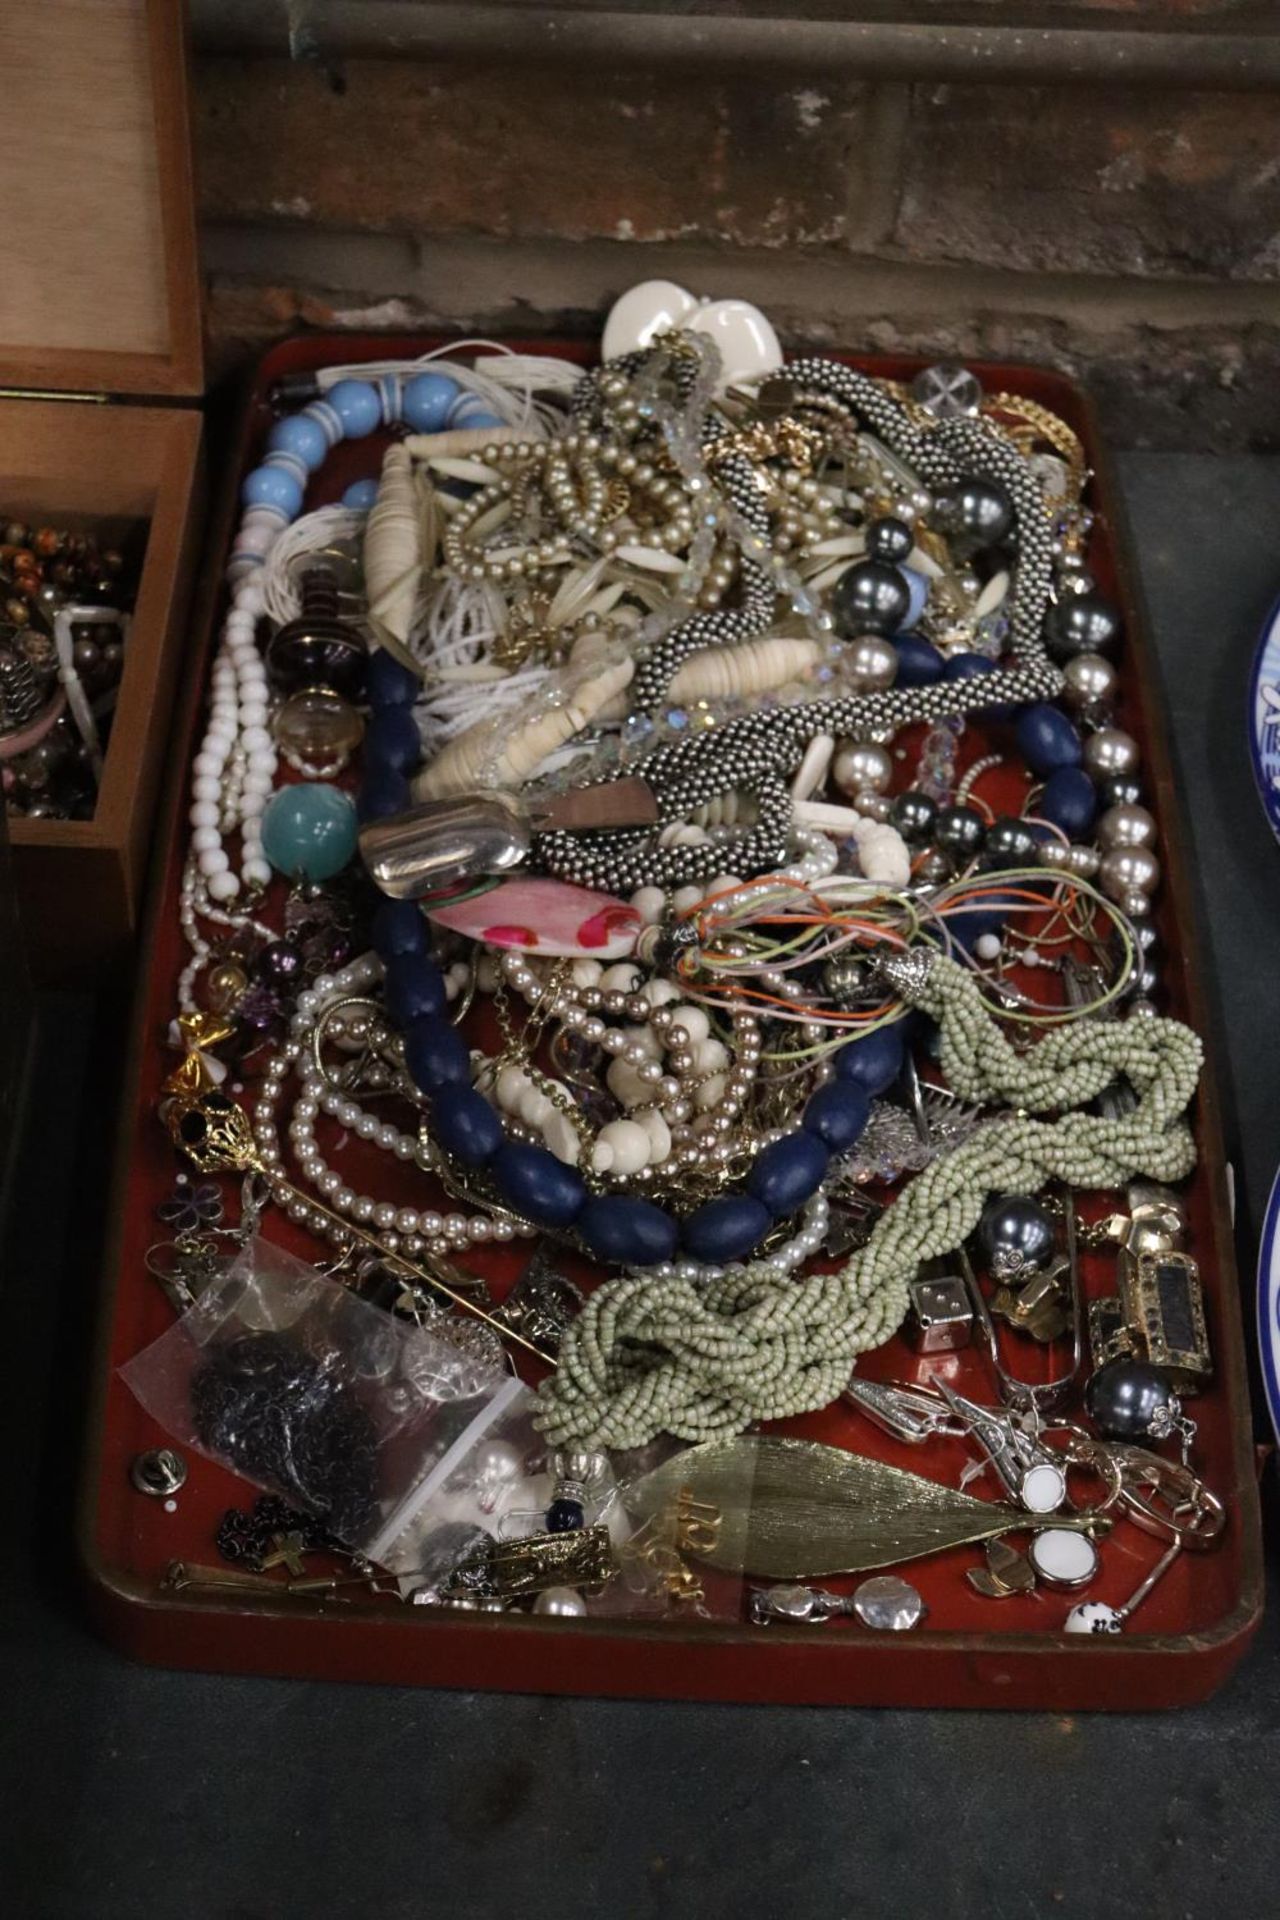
[630,886,666,925]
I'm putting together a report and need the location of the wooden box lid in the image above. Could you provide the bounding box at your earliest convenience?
[0,0,202,398]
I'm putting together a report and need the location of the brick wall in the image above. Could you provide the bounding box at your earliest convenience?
[192,4,1280,448]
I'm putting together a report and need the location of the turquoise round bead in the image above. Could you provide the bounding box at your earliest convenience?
[261,782,358,881]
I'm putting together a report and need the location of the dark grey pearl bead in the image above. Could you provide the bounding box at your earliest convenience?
[1045,591,1122,660]
[833,561,911,638]
[889,788,939,842]
[1096,774,1143,811]
[865,516,915,566]
[934,805,986,860]
[982,816,1040,868]
[934,478,1014,551]
[1085,1360,1175,1441]
[977,1195,1056,1271]
[1134,962,1160,997]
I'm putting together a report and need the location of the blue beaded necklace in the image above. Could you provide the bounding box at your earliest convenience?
[358,665,895,1268]
[245,365,898,1269]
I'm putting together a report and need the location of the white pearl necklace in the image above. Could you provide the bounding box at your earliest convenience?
[252,954,534,1262]
[189,577,276,902]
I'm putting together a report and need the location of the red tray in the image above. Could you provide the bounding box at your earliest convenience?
[79,333,1263,1707]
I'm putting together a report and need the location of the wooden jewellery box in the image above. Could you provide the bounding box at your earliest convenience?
[0,0,204,983]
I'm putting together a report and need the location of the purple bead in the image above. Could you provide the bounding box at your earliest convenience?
[802,1080,871,1152]
[747,1130,829,1218]
[577,1195,679,1267]
[680,1195,772,1265]
[256,939,303,985]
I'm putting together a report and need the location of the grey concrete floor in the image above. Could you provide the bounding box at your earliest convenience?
[3,452,1280,1920]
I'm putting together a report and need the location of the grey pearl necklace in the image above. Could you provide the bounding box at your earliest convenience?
[536,354,1063,894]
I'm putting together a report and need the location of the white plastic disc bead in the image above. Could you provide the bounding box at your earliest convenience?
[1019,1462,1067,1516]
[672,885,704,915]
[600,962,643,995]
[1028,1528,1100,1590]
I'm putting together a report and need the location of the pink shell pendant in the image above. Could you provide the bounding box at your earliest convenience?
[427,877,642,957]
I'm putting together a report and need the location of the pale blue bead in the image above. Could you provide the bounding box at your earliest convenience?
[263,449,308,491]
[307,400,342,449]
[402,372,461,433]
[899,566,930,631]
[267,412,329,470]
[241,464,303,517]
[449,393,504,432]
[325,379,382,438]
[261,782,358,881]
[341,478,379,511]
[375,374,402,424]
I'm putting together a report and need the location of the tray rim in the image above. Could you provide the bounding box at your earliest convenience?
[77,333,1265,1708]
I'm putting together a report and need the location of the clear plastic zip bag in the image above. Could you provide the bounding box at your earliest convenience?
[120,1235,508,1556]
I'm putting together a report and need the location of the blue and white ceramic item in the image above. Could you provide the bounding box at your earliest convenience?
[1247,593,1280,843]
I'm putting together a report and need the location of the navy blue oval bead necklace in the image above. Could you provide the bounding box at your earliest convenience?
[358,689,888,1269]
